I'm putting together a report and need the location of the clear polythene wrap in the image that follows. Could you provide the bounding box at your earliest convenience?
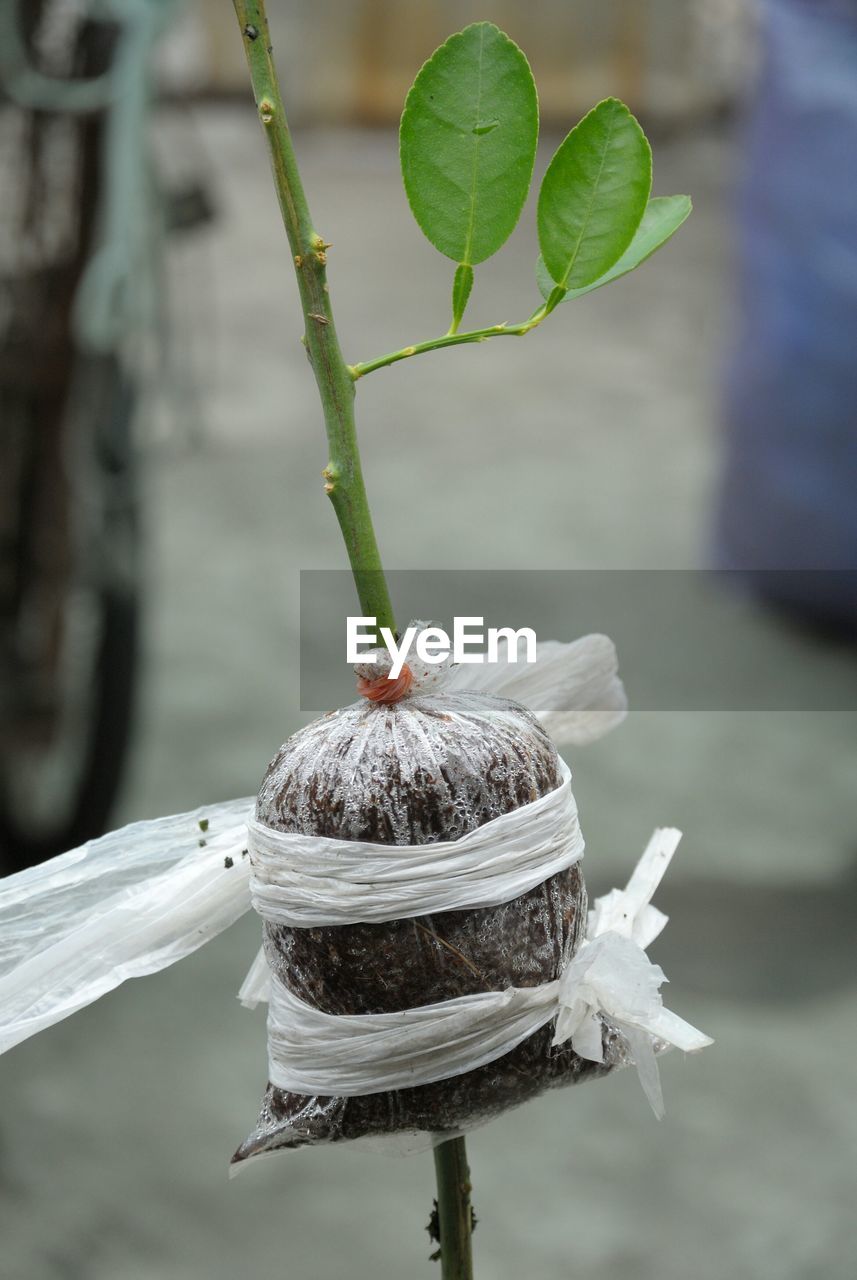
[236,678,609,1161]
[233,680,711,1163]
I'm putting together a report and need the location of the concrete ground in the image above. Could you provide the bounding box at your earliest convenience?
[1,108,856,1279]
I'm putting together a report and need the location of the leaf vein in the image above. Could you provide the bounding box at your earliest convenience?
[462,23,487,267]
[561,106,617,287]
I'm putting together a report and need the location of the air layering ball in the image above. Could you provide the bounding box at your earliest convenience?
[234,677,623,1163]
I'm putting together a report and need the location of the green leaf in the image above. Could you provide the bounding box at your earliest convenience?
[451,263,474,331]
[536,194,692,303]
[537,98,652,292]
[399,22,538,266]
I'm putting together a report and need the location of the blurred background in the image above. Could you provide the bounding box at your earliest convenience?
[1,1,855,1278]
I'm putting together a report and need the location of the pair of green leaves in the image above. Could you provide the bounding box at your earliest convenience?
[399,22,690,330]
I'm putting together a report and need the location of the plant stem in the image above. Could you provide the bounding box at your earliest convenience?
[233,7,476,1275]
[433,1137,475,1280]
[351,306,548,380]
[232,0,394,631]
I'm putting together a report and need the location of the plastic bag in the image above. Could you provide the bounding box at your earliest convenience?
[0,633,621,1056]
[0,630,708,1169]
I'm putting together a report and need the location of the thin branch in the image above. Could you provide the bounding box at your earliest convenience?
[232,0,394,631]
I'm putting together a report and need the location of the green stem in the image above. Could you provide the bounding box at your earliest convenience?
[232,0,394,632]
[234,9,475,1275]
[433,1137,475,1280]
[351,306,548,380]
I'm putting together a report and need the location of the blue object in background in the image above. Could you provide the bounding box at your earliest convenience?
[714,0,857,632]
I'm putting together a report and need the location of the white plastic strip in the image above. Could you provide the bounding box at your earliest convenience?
[0,800,253,1056]
[260,830,713,1113]
[246,759,583,928]
[444,633,627,746]
[265,968,559,1096]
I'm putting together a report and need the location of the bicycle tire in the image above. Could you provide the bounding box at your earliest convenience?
[0,9,142,870]
[0,351,141,871]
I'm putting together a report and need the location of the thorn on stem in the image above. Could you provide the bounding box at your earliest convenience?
[425,1197,477,1263]
[427,1200,441,1252]
[308,312,329,325]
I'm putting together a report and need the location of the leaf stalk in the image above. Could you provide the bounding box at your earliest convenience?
[351,305,549,380]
